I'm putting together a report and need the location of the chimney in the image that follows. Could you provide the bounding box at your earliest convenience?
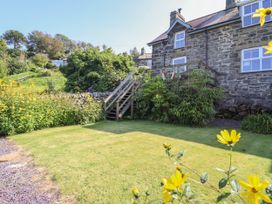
[226,0,236,9]
[170,9,185,26]
[141,48,145,55]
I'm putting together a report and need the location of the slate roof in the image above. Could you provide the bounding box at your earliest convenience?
[148,7,240,45]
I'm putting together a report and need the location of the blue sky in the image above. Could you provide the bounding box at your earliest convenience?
[0,0,225,53]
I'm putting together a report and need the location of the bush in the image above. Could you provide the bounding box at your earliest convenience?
[0,60,8,78]
[135,69,223,126]
[60,48,134,92]
[242,113,272,134]
[0,80,103,136]
[31,53,49,68]
[7,58,29,75]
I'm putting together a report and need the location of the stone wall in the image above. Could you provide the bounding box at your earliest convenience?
[151,20,272,113]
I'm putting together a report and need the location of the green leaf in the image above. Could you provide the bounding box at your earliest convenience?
[230,180,240,193]
[200,172,209,184]
[219,178,228,189]
[216,192,231,203]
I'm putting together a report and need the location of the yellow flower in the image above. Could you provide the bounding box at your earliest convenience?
[263,41,272,54]
[131,187,140,199]
[217,129,241,146]
[163,143,172,151]
[162,170,188,191]
[239,175,272,204]
[252,8,272,26]
[162,189,172,204]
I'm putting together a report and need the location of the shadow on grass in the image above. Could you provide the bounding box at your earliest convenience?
[84,120,272,160]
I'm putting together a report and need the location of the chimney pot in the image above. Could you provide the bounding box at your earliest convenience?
[226,0,236,9]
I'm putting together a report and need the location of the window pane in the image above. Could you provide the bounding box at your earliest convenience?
[175,40,185,48]
[243,16,252,26]
[251,59,261,71]
[251,3,259,13]
[176,32,184,40]
[263,0,271,8]
[173,58,185,65]
[244,50,251,59]
[251,49,259,58]
[243,61,251,72]
[244,5,252,14]
[252,16,260,25]
[262,58,272,70]
[263,48,272,57]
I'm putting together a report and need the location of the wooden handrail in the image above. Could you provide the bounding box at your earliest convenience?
[105,78,135,111]
[104,71,135,104]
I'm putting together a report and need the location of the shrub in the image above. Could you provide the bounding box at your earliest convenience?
[31,53,49,68]
[0,80,103,136]
[7,58,29,75]
[135,69,223,126]
[242,113,272,134]
[0,60,8,78]
[60,48,134,92]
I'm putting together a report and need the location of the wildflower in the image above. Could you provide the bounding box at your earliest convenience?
[239,175,272,204]
[162,189,172,204]
[162,170,188,191]
[163,143,172,151]
[252,8,272,26]
[217,129,241,147]
[263,41,272,54]
[132,187,140,199]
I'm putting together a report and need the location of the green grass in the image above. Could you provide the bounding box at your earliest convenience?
[5,70,66,91]
[10,121,272,203]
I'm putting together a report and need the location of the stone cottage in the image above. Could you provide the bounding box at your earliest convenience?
[148,0,272,115]
[135,48,152,69]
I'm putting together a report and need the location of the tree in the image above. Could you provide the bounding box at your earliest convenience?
[76,41,94,51]
[55,34,76,56]
[27,31,64,59]
[129,47,140,58]
[60,48,134,92]
[2,30,26,49]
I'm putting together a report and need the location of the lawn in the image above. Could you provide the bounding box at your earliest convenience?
[10,120,272,203]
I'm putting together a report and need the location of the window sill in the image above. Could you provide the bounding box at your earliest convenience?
[240,69,272,74]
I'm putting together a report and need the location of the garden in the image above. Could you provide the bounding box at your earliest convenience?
[0,6,272,204]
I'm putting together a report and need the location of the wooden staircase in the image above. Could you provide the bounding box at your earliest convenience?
[104,72,141,120]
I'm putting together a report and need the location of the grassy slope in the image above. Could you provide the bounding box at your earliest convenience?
[5,70,66,92]
[10,121,272,204]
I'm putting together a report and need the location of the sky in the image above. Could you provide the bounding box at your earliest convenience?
[0,0,226,53]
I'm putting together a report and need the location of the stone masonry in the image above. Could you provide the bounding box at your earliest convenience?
[150,5,272,114]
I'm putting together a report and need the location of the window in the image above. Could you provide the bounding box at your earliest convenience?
[242,0,272,27]
[174,31,185,49]
[241,47,272,72]
[172,57,187,73]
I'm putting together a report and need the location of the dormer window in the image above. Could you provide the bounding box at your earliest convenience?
[174,31,185,49]
[242,0,272,27]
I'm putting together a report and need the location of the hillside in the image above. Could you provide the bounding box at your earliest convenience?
[5,70,67,92]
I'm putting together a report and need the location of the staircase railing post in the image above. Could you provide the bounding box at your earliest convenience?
[116,101,120,121]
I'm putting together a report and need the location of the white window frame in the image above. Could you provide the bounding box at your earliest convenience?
[241,0,272,28]
[241,47,272,73]
[172,56,187,73]
[174,31,185,49]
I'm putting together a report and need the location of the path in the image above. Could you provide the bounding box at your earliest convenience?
[0,139,62,204]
